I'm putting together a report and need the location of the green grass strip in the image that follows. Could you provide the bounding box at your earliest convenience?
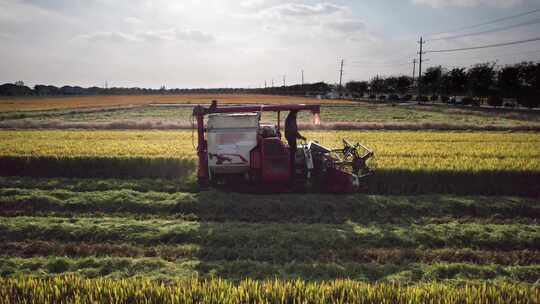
[2,241,539,266]
[1,188,539,224]
[0,257,539,283]
[1,216,538,251]
[0,176,193,193]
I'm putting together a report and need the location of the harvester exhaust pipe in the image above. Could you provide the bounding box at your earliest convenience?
[312,112,321,125]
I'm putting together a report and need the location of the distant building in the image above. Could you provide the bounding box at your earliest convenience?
[502,98,518,107]
[325,91,340,99]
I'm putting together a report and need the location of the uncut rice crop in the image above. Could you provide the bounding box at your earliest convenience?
[0,130,538,194]
[1,130,538,171]
[0,131,196,179]
[0,131,195,158]
[308,131,540,172]
[0,276,538,304]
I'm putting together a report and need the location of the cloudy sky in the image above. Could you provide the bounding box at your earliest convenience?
[1,0,539,88]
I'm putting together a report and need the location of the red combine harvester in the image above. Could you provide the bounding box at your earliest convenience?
[192,101,373,193]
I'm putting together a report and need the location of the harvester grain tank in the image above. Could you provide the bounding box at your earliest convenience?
[192,100,373,193]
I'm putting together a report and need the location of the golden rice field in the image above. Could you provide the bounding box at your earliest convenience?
[1,129,539,303]
[1,276,537,304]
[0,94,353,112]
[1,130,538,172]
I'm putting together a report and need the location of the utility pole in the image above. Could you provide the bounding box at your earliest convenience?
[412,59,416,86]
[265,81,267,88]
[339,59,344,90]
[283,75,286,87]
[272,78,274,88]
[417,37,425,103]
[301,69,304,86]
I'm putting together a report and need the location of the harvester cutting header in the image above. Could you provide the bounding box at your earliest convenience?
[192,101,373,193]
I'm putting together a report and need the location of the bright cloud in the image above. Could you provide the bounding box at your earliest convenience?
[326,20,365,33]
[412,0,524,8]
[0,0,536,88]
[77,28,215,44]
[272,3,344,17]
[78,31,137,43]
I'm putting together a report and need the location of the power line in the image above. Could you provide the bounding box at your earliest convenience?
[428,18,540,42]
[426,8,540,37]
[429,48,540,62]
[426,37,540,53]
[427,51,540,69]
[425,49,540,66]
[494,48,540,57]
[351,58,411,65]
[427,55,540,71]
[349,62,412,68]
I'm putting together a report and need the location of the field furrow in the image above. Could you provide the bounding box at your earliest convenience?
[2,241,539,265]
[1,188,539,224]
[1,216,538,251]
[1,256,539,282]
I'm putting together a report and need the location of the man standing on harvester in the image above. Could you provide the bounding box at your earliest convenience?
[285,110,306,169]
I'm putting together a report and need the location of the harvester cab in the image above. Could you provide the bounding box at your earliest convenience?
[192,100,374,193]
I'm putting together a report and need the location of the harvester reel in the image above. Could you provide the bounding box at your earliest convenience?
[342,139,360,159]
[341,139,374,177]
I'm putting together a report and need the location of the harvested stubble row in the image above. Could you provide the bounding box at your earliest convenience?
[0,176,193,193]
[1,256,540,282]
[4,103,540,131]
[3,241,539,266]
[1,216,538,252]
[0,130,539,195]
[0,276,538,304]
[1,188,539,224]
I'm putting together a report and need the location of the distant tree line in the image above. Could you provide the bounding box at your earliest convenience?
[344,61,540,108]
[0,81,332,98]
[0,83,253,97]
[345,76,413,96]
[2,61,538,108]
[252,82,332,96]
